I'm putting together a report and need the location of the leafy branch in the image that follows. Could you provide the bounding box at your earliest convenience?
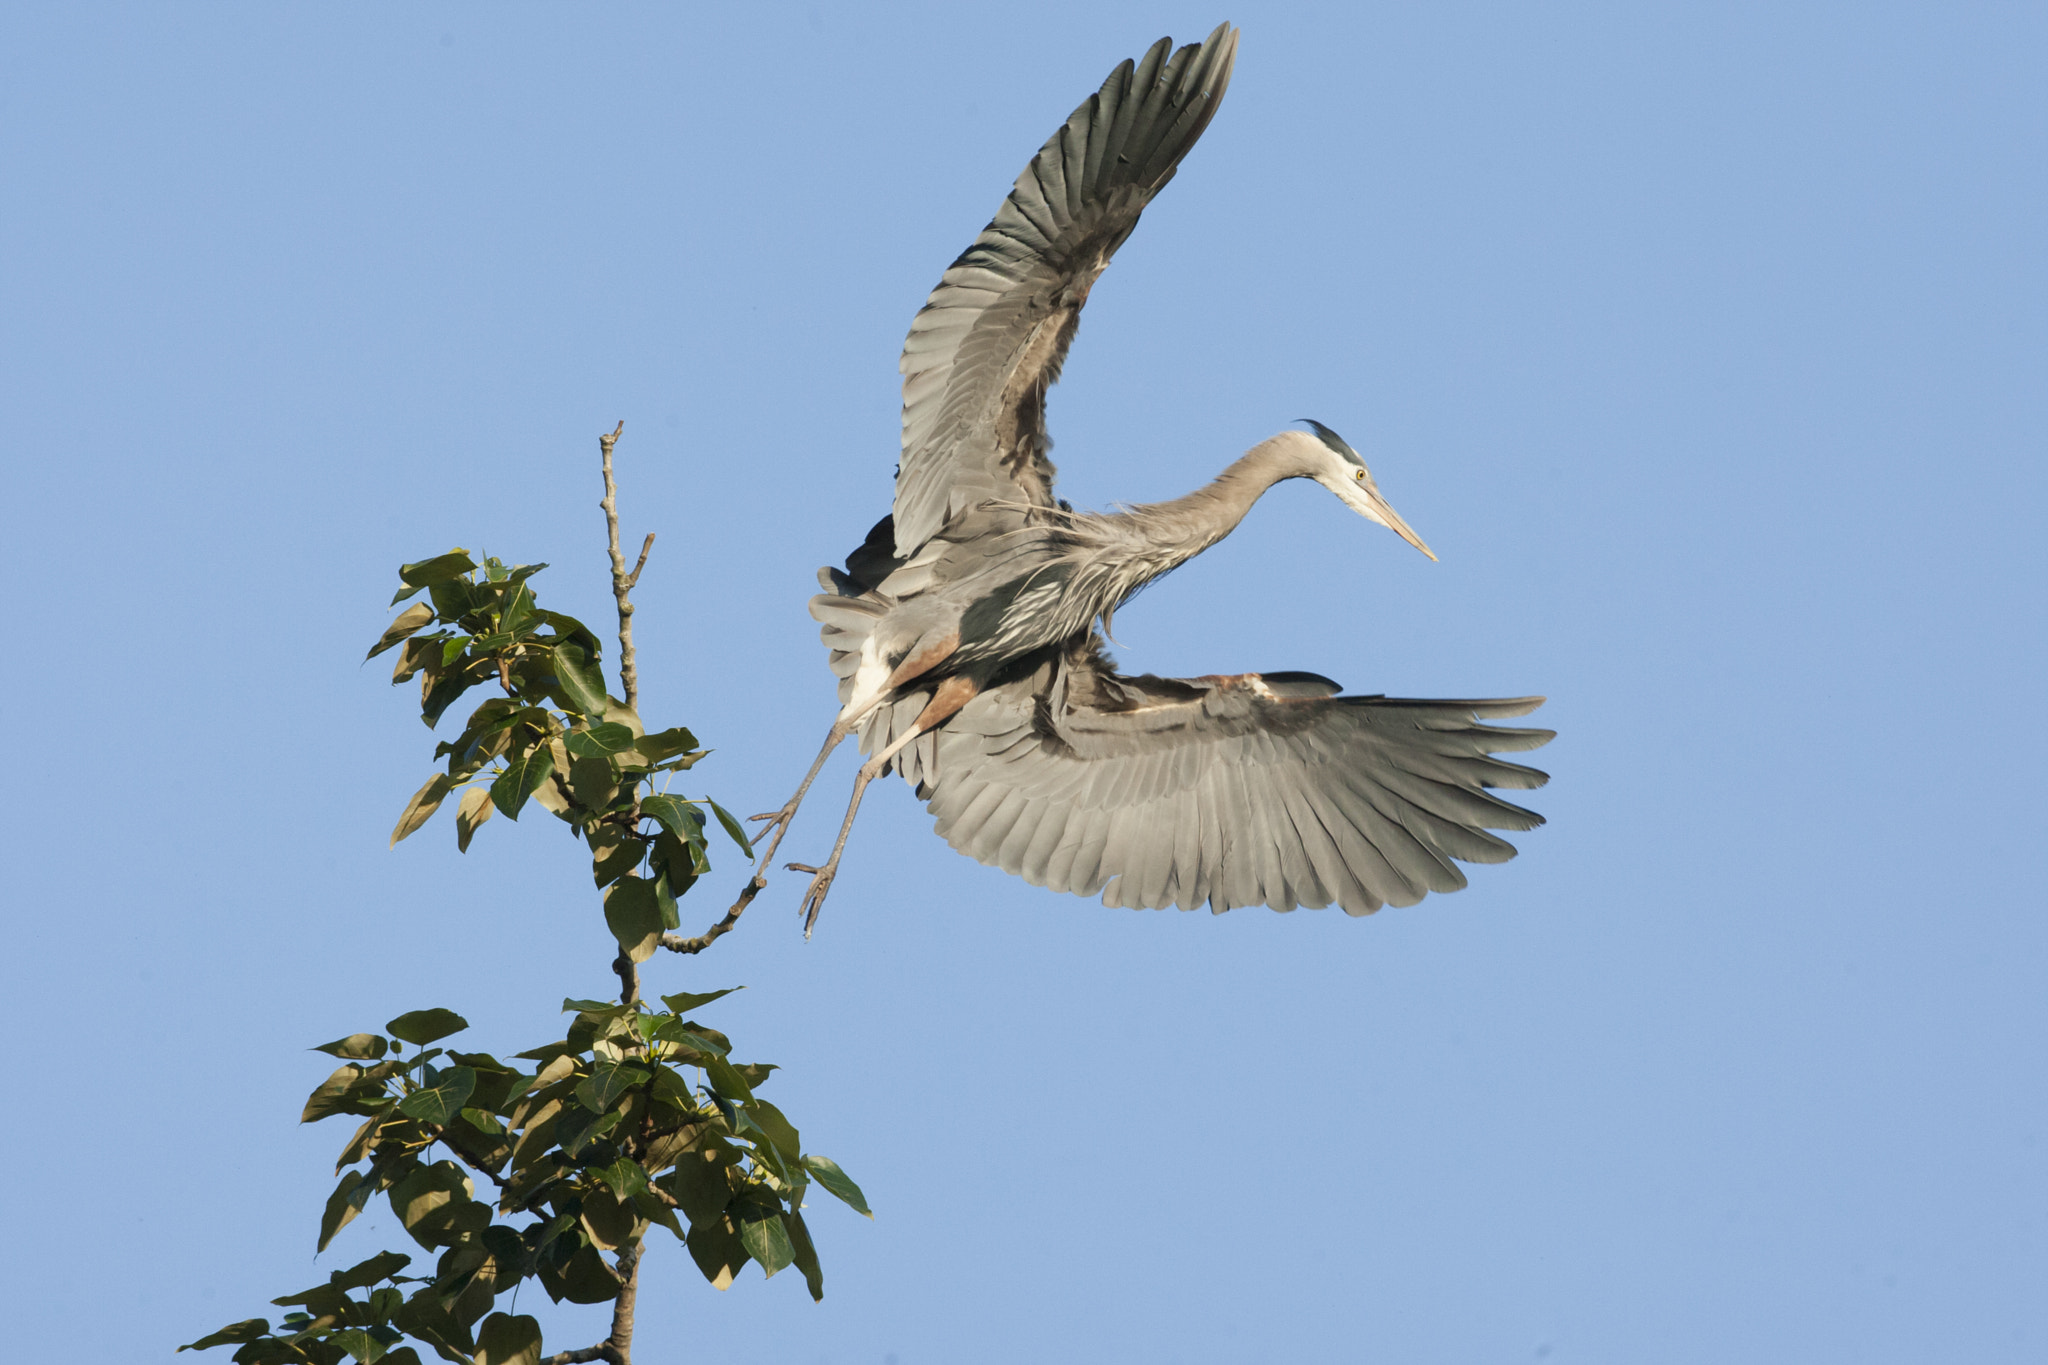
[181,430,863,1365]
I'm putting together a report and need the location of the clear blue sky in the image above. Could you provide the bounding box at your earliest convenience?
[4,4,2044,1362]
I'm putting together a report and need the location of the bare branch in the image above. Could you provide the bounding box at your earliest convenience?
[540,1347,617,1365]
[627,531,655,589]
[606,1242,642,1365]
[597,421,653,713]
[613,948,640,1009]
[660,872,766,955]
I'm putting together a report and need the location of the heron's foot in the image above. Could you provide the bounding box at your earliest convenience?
[746,805,799,873]
[785,861,838,939]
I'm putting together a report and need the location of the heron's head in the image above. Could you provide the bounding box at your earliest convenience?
[1298,419,1436,561]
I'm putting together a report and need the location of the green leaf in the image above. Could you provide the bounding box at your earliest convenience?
[639,794,705,846]
[659,987,741,1015]
[560,998,631,1016]
[603,877,662,964]
[546,1238,625,1305]
[591,1157,650,1201]
[634,1182,687,1240]
[652,866,680,931]
[734,1061,778,1090]
[654,1018,731,1056]
[331,1327,388,1363]
[397,550,476,592]
[457,1106,505,1136]
[531,741,575,818]
[801,1155,872,1218]
[490,748,555,821]
[389,634,443,685]
[420,659,484,729]
[390,774,453,847]
[741,1097,802,1165]
[473,1313,542,1365]
[386,1009,469,1046]
[785,1210,825,1302]
[580,1185,640,1252]
[602,698,644,736]
[565,722,636,758]
[588,826,645,888]
[428,580,484,625]
[634,726,700,764]
[393,1292,476,1360]
[397,1067,476,1126]
[269,1277,347,1312]
[439,698,533,771]
[302,1063,374,1123]
[319,1169,371,1252]
[565,746,620,813]
[649,1064,695,1107]
[649,830,702,901]
[557,1108,622,1159]
[391,1161,479,1249]
[368,603,437,660]
[686,1214,750,1291]
[705,799,756,858]
[738,1212,795,1278]
[551,644,608,718]
[314,1034,388,1061]
[178,1319,271,1352]
[701,1052,754,1104]
[336,1111,385,1170]
[575,1059,649,1114]
[331,1251,412,1293]
[455,786,493,852]
[658,1146,738,1229]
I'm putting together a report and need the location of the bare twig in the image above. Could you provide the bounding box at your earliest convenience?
[597,421,656,1009]
[597,421,653,713]
[660,872,767,955]
[613,949,641,1009]
[540,1347,616,1365]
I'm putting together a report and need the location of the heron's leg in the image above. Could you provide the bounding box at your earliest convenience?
[790,675,978,936]
[743,719,853,874]
[745,673,908,874]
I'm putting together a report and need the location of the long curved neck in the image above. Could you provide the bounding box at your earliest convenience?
[1060,432,1318,625]
[1120,433,1318,560]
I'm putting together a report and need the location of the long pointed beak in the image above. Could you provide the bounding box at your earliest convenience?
[1377,496,1436,561]
[1354,483,1437,561]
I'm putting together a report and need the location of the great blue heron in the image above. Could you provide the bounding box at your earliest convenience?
[752,24,1552,932]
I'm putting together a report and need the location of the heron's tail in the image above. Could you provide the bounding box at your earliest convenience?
[808,522,939,788]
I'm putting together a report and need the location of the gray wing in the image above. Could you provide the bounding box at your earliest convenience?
[892,24,1239,557]
[921,642,1554,916]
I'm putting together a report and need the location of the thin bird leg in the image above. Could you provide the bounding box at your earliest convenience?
[790,675,979,937]
[744,719,854,876]
[751,633,960,880]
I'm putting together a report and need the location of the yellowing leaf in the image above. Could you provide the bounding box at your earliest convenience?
[367,602,436,660]
[390,774,453,846]
[455,785,493,853]
[473,1313,542,1365]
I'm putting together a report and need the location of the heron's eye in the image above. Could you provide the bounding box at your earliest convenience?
[1353,469,1366,481]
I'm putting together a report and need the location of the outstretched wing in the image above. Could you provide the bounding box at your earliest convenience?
[919,642,1553,916]
[892,24,1239,557]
